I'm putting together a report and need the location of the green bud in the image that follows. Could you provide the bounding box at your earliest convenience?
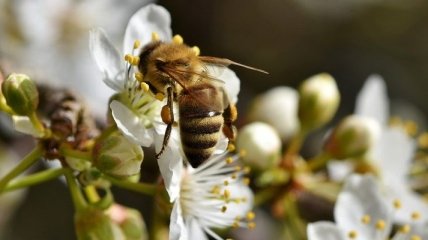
[107,204,148,240]
[93,130,144,178]
[236,122,282,171]
[298,73,340,132]
[324,115,380,159]
[75,207,124,240]
[2,73,39,115]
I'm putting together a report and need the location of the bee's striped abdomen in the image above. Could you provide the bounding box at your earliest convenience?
[178,84,224,168]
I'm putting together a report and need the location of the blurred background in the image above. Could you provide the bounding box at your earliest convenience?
[1,0,428,239]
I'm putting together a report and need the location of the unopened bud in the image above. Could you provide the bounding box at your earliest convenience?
[2,73,39,115]
[93,130,144,178]
[298,73,340,132]
[324,115,380,159]
[236,122,282,170]
[107,204,148,240]
[248,87,299,141]
[75,207,125,240]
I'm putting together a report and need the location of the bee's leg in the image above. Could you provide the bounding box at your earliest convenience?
[156,86,175,159]
[222,103,238,141]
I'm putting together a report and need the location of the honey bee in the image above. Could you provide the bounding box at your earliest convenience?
[137,39,267,168]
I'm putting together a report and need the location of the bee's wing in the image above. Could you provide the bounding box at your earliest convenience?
[160,65,222,109]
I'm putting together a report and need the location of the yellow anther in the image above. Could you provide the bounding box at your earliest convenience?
[227,143,236,152]
[389,116,402,127]
[221,205,227,213]
[151,32,160,41]
[155,93,165,101]
[248,222,256,229]
[418,132,428,148]
[375,220,386,230]
[225,157,233,164]
[404,121,418,136]
[140,82,150,92]
[211,185,221,195]
[231,173,237,179]
[131,56,140,66]
[172,34,184,44]
[246,211,256,221]
[239,149,247,157]
[192,46,200,56]
[393,199,402,209]
[232,221,239,228]
[399,224,411,234]
[243,177,250,185]
[361,215,371,224]
[348,230,358,239]
[411,235,421,240]
[133,40,141,49]
[224,180,229,186]
[224,189,231,199]
[235,166,242,171]
[124,54,132,62]
[135,72,144,82]
[411,211,421,220]
[243,166,251,174]
[241,197,248,203]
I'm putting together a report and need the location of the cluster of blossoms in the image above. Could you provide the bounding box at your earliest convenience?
[0,3,254,240]
[0,2,428,240]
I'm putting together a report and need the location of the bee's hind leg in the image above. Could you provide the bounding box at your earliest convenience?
[222,103,238,142]
[156,86,175,159]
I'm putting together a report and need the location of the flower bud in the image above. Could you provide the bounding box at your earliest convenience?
[236,122,282,170]
[93,130,144,178]
[75,207,124,240]
[248,87,299,141]
[107,204,148,240]
[298,73,340,132]
[2,73,39,115]
[324,115,381,159]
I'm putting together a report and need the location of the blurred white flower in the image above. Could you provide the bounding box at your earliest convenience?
[307,174,428,240]
[248,86,299,141]
[328,75,428,224]
[0,0,152,116]
[236,122,281,170]
[170,151,254,240]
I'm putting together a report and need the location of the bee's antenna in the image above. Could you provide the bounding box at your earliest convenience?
[199,56,269,74]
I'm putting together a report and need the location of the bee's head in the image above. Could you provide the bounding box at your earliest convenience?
[138,41,161,75]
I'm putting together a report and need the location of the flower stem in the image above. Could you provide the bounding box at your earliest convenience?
[84,185,100,204]
[28,112,48,137]
[64,169,87,211]
[254,187,278,207]
[103,175,157,196]
[307,152,331,171]
[0,97,14,114]
[60,144,92,162]
[0,145,43,192]
[281,131,306,168]
[2,168,66,192]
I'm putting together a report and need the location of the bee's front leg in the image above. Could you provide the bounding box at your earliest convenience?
[156,86,174,159]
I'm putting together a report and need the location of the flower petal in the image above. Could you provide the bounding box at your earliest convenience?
[169,201,188,240]
[89,28,125,92]
[335,174,391,239]
[207,65,241,104]
[187,218,208,240]
[123,4,172,55]
[154,125,183,202]
[12,116,44,137]
[384,185,428,223]
[372,127,415,187]
[327,160,354,182]
[307,222,345,240]
[110,100,154,146]
[355,75,389,125]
